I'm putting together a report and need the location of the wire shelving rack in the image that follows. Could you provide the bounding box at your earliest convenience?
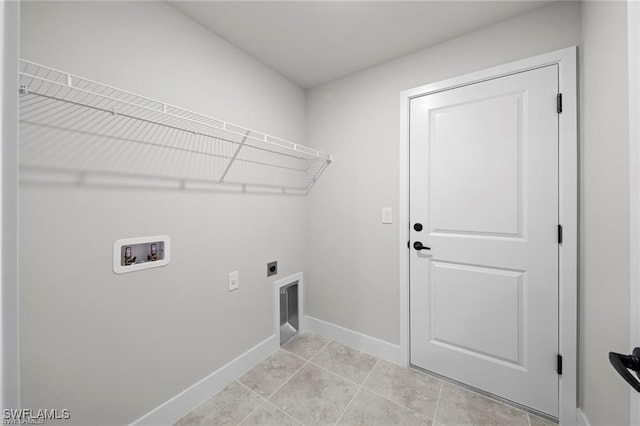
[18,59,332,193]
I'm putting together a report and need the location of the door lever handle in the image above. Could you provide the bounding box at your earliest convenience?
[413,241,431,251]
[609,348,640,392]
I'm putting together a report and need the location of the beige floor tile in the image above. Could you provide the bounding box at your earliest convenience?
[311,342,378,385]
[529,414,558,426]
[363,360,442,418]
[269,363,359,425]
[282,333,329,360]
[175,337,555,426]
[174,381,263,426]
[338,388,432,426]
[435,383,528,426]
[239,402,301,426]
[238,350,307,397]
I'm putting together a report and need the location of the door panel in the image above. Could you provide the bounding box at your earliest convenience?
[430,262,524,366]
[431,93,523,237]
[409,65,559,416]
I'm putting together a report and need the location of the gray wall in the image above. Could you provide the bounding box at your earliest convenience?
[580,2,630,425]
[19,1,636,424]
[305,1,581,345]
[19,2,306,424]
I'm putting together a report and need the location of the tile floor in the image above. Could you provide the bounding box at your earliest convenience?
[175,333,558,426]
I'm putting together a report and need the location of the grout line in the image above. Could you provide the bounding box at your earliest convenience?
[334,387,361,426]
[360,384,429,417]
[280,349,309,364]
[270,339,328,383]
[262,337,332,423]
[234,382,268,426]
[432,382,444,425]
[263,399,305,425]
[308,341,332,364]
[280,346,299,357]
[236,400,266,426]
[333,358,380,425]
[306,334,380,388]
[316,338,332,354]
[236,380,268,401]
[308,360,363,388]
[264,339,332,401]
[281,335,331,363]
[265,339,331,400]
[360,361,445,422]
[264,358,310,401]
[359,358,379,388]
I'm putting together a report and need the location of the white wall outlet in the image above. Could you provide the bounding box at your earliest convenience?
[228,271,239,292]
[382,207,392,224]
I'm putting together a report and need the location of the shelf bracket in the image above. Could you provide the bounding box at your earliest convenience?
[219,131,251,183]
[305,158,332,193]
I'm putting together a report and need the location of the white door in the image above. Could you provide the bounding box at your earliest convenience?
[409,65,559,416]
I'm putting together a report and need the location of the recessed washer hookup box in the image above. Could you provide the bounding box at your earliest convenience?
[113,235,170,274]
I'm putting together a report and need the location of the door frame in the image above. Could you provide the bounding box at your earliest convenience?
[628,0,640,423]
[398,46,577,424]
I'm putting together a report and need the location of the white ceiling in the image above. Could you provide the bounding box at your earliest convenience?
[169,1,554,88]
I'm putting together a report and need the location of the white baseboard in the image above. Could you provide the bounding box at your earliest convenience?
[304,315,402,365]
[130,335,278,426]
[577,408,591,426]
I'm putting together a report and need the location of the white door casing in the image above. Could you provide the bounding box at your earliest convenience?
[409,65,559,416]
[399,47,577,425]
[629,0,640,424]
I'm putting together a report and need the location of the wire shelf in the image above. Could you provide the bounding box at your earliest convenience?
[18,59,332,193]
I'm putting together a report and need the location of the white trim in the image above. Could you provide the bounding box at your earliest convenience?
[274,272,306,341]
[304,315,402,365]
[629,0,640,424]
[130,335,278,426]
[577,408,592,426]
[399,88,410,368]
[399,46,578,425]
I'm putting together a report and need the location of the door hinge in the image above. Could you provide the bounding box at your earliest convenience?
[557,93,563,113]
[558,224,563,245]
[557,354,563,375]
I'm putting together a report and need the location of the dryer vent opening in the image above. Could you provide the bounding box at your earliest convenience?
[280,281,298,345]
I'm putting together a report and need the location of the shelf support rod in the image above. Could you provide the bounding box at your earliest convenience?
[219,131,250,184]
[305,158,332,193]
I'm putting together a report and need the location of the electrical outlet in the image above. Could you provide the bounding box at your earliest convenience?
[267,261,278,277]
[228,271,239,292]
